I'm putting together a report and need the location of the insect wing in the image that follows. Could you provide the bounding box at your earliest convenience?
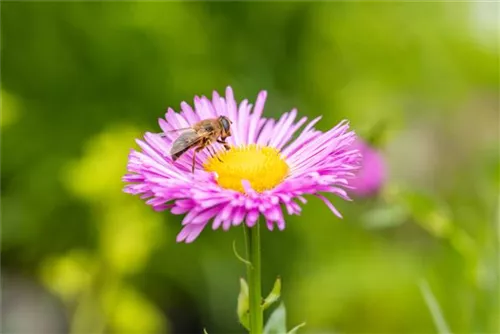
[159,127,193,138]
[170,129,201,156]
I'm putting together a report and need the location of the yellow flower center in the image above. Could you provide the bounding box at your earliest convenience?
[204,145,289,193]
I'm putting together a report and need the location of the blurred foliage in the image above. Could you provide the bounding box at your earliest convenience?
[1,2,498,334]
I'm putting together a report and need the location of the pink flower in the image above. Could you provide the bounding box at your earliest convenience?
[123,87,361,243]
[349,139,386,197]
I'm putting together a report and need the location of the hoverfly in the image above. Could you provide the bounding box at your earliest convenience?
[161,116,233,173]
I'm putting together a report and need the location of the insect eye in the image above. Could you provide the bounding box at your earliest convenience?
[221,118,230,132]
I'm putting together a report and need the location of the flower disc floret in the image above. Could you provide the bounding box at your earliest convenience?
[204,145,289,193]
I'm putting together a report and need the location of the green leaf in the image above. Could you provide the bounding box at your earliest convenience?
[237,278,250,330]
[400,190,454,238]
[203,328,209,334]
[361,205,408,229]
[264,302,306,334]
[287,322,306,334]
[263,303,286,334]
[262,276,281,310]
[419,279,451,334]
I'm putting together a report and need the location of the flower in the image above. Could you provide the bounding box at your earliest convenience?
[123,87,361,243]
[349,139,386,197]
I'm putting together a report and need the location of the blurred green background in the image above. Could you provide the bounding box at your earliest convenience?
[1,2,499,334]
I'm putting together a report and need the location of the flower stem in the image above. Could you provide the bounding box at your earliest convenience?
[244,221,263,334]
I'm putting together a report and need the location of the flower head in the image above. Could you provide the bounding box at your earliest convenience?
[123,87,360,243]
[349,139,386,197]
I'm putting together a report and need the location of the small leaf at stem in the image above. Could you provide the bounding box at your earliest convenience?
[262,276,281,310]
[237,277,250,330]
[263,302,286,334]
[233,240,253,268]
[203,328,209,334]
[287,322,306,334]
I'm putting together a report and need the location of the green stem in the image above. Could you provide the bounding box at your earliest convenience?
[244,221,263,334]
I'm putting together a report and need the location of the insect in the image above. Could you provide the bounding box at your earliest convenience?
[162,116,233,173]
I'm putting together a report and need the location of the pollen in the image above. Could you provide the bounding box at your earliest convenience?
[204,145,289,193]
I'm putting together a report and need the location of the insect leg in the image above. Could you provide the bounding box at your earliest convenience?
[207,146,223,162]
[206,145,215,159]
[192,146,206,173]
[217,139,231,151]
[191,149,197,174]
